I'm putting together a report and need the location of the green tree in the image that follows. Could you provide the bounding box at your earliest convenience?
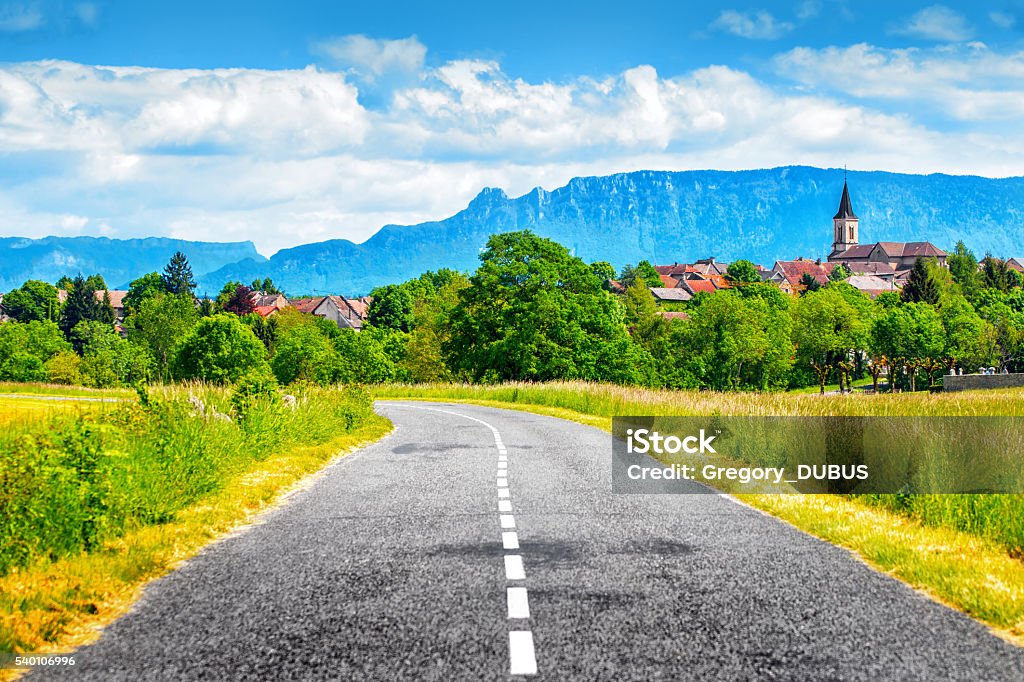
[55,275,74,291]
[446,231,643,383]
[1,280,60,322]
[122,272,167,315]
[619,260,663,288]
[673,291,792,390]
[725,260,761,285]
[981,254,1015,292]
[901,258,940,304]
[72,321,151,387]
[400,272,469,382]
[0,320,71,381]
[162,251,196,296]
[590,261,616,285]
[941,296,996,371]
[271,320,342,385]
[251,278,282,295]
[870,303,944,391]
[828,263,851,282]
[799,272,821,294]
[59,274,106,342]
[621,281,670,352]
[792,287,867,393]
[127,293,199,380]
[947,241,979,296]
[366,284,414,332]
[171,314,269,383]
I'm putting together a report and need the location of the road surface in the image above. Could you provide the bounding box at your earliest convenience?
[30,401,1024,680]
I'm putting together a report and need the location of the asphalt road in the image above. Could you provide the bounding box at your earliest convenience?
[30,401,1024,681]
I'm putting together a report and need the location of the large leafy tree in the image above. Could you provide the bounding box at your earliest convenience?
[870,302,944,391]
[72,320,152,387]
[223,285,256,316]
[901,258,940,304]
[792,287,867,393]
[1,280,60,322]
[123,272,167,315]
[127,293,199,380]
[366,284,414,332]
[725,259,761,285]
[0,320,71,381]
[162,251,196,296]
[673,291,792,390]
[446,231,649,383]
[171,314,269,383]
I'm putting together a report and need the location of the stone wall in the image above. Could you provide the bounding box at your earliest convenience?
[943,373,1024,392]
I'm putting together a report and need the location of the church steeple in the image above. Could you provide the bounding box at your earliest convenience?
[833,180,857,220]
[831,179,859,255]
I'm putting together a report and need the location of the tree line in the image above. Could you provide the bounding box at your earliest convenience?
[1,235,1022,393]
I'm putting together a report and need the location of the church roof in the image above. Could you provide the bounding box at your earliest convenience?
[833,181,857,220]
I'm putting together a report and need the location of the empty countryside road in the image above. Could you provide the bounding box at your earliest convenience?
[31,402,1024,681]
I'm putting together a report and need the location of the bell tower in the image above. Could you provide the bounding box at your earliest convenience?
[831,179,858,254]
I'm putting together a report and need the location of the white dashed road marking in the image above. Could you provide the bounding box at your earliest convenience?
[509,631,538,675]
[387,404,537,676]
[507,587,531,619]
[504,555,526,580]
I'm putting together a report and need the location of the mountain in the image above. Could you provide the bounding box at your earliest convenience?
[197,166,1024,296]
[0,236,265,291]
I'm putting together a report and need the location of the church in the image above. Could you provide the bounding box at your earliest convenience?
[826,180,946,283]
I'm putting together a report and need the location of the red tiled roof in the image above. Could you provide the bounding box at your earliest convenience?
[291,297,324,314]
[254,305,279,318]
[773,259,835,286]
[681,279,717,295]
[658,274,678,288]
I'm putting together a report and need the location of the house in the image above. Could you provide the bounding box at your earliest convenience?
[253,305,280,318]
[95,290,129,320]
[290,297,325,314]
[677,278,720,296]
[826,179,947,276]
[654,258,730,286]
[251,292,290,311]
[767,258,836,294]
[1007,258,1024,273]
[312,295,370,331]
[845,274,899,299]
[650,288,692,303]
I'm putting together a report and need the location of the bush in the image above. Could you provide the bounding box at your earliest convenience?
[231,371,280,417]
[44,351,82,385]
[172,314,269,383]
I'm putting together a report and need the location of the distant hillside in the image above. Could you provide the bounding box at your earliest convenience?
[5,167,1023,296]
[197,166,1024,295]
[0,236,265,291]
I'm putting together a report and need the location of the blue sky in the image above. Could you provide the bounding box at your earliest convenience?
[1,1,1023,253]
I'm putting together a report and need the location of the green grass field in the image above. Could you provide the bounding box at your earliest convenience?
[0,382,389,661]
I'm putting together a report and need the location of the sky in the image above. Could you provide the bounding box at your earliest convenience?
[1,1,1024,254]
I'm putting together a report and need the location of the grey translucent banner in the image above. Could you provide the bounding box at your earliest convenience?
[612,416,1024,494]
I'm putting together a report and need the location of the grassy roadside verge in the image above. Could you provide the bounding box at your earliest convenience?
[374,382,1024,644]
[0,386,392,679]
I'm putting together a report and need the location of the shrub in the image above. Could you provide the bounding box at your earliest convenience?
[171,314,269,383]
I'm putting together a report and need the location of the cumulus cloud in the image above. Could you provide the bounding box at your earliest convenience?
[891,5,973,41]
[1,39,1024,253]
[711,9,794,39]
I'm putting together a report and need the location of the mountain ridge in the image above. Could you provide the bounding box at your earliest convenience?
[4,166,1024,295]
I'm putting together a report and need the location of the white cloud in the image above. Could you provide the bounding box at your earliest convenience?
[312,35,426,82]
[0,2,43,31]
[796,1,821,21]
[775,43,1024,121]
[990,10,1017,29]
[892,5,974,42]
[711,9,794,39]
[1,42,1024,254]
[74,2,98,27]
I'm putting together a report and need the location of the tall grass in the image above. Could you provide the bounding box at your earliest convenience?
[0,382,373,576]
[375,382,1024,553]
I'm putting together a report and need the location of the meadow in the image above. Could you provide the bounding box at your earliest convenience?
[375,381,1024,639]
[0,381,389,659]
